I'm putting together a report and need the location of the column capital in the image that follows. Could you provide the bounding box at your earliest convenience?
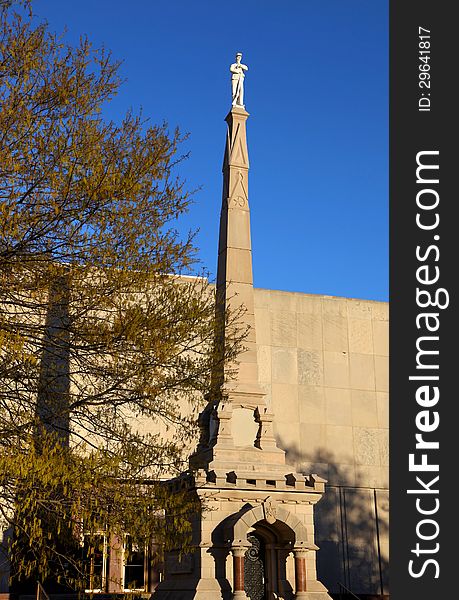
[231,546,248,558]
[293,548,309,559]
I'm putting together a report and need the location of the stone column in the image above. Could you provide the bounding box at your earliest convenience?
[232,546,248,599]
[255,406,278,449]
[214,401,234,447]
[293,549,308,598]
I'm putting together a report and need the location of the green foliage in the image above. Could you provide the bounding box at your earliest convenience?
[0,3,244,590]
[1,434,200,589]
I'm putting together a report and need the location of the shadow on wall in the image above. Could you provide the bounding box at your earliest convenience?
[35,273,70,445]
[281,442,389,599]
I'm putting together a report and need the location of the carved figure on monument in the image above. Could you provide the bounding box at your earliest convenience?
[262,499,277,524]
[230,52,248,107]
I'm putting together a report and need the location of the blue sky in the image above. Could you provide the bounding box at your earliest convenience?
[36,0,388,300]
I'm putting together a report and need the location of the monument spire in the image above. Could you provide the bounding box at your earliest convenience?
[218,101,259,396]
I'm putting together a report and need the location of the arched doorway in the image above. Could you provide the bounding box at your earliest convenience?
[228,502,316,599]
[243,521,294,600]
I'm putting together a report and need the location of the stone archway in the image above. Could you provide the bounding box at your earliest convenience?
[231,502,309,546]
[245,520,293,600]
[226,503,318,600]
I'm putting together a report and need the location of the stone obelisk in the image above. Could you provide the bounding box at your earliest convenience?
[193,54,285,471]
[157,53,332,600]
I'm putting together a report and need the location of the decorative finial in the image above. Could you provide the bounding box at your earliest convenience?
[230,52,248,108]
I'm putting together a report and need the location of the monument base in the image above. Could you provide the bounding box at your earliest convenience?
[153,576,229,600]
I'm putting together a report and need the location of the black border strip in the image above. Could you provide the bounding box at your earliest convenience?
[390,2,455,598]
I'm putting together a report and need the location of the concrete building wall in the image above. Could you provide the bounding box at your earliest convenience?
[253,288,389,596]
[1,285,388,598]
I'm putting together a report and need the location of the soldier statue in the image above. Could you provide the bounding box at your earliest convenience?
[230,52,248,107]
